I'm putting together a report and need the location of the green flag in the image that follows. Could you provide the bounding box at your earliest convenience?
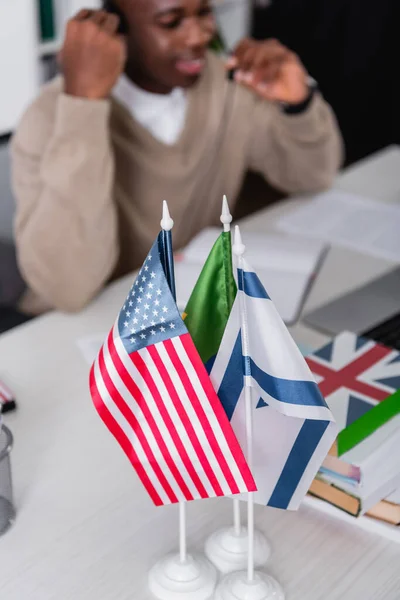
[184,231,236,370]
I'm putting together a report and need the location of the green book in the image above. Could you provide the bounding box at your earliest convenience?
[338,389,400,455]
[39,0,55,41]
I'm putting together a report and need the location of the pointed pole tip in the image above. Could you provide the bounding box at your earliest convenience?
[220,195,232,232]
[233,225,245,256]
[161,200,174,231]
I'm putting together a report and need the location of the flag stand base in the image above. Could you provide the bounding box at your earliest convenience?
[205,526,270,574]
[214,570,285,600]
[148,552,217,600]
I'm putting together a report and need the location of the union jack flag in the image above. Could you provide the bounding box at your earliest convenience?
[306,331,400,430]
[89,232,256,506]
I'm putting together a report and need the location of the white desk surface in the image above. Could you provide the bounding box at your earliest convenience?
[1,147,400,600]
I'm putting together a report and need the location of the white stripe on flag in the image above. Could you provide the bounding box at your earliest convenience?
[93,355,170,505]
[331,332,374,367]
[245,295,317,383]
[138,345,216,498]
[172,336,248,492]
[155,341,232,497]
[113,331,215,499]
[231,400,305,505]
[103,333,188,501]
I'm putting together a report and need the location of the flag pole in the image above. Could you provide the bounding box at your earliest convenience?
[160,200,187,565]
[221,194,232,234]
[221,197,242,538]
[214,229,285,599]
[214,227,284,599]
[232,226,255,583]
[205,199,270,575]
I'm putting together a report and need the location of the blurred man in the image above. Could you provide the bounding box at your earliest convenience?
[11,0,342,315]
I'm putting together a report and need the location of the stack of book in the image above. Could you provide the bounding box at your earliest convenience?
[305,331,400,527]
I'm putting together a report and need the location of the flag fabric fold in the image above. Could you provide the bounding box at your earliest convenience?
[210,258,338,511]
[184,231,236,371]
[89,232,256,506]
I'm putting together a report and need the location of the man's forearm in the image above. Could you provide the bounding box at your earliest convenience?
[12,94,118,312]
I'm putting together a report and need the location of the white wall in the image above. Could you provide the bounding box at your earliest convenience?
[54,0,102,39]
[215,0,252,51]
[0,1,40,136]
[67,0,101,13]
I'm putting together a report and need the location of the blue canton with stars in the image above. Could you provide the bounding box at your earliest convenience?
[118,234,187,354]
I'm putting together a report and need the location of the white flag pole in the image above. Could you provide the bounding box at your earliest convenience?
[221,194,233,233]
[148,201,217,600]
[233,496,242,537]
[205,199,270,575]
[179,502,187,564]
[221,196,242,538]
[214,227,284,600]
[160,201,188,566]
[232,226,255,583]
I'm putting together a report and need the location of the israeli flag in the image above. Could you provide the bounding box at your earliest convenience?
[210,258,338,510]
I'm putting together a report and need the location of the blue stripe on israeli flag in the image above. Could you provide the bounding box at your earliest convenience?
[250,359,329,409]
[210,256,338,510]
[237,269,270,299]
[267,419,331,509]
[217,333,244,421]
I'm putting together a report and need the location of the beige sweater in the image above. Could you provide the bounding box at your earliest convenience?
[11,52,343,314]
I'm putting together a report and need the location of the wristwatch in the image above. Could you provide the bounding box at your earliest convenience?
[281,76,318,115]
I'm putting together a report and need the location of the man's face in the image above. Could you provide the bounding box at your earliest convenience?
[119,0,217,93]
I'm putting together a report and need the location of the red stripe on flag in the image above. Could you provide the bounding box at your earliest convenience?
[148,344,224,497]
[99,343,177,504]
[337,378,389,402]
[181,334,257,493]
[132,351,207,500]
[165,336,240,495]
[307,344,392,401]
[106,333,182,503]
[305,360,335,380]
[89,361,163,506]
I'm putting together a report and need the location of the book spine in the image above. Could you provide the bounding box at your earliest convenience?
[309,478,361,517]
[337,389,400,456]
[39,0,56,41]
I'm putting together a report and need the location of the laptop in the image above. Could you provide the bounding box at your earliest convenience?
[303,267,400,349]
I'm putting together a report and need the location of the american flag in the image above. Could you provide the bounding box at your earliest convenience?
[306,331,400,430]
[0,379,16,413]
[89,232,256,506]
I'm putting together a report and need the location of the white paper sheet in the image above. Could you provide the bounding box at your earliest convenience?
[75,334,106,366]
[175,228,328,324]
[277,191,400,262]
